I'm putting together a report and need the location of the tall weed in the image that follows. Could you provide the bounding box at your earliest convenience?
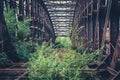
[4,8,32,62]
[4,8,30,41]
[55,37,72,48]
[28,42,99,80]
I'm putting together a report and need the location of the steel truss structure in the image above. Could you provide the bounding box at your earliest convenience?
[43,0,77,37]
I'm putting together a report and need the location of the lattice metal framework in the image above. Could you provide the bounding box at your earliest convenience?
[43,0,77,37]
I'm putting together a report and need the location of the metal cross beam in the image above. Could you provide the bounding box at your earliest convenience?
[42,0,77,36]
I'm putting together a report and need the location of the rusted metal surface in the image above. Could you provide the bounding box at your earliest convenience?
[0,67,106,80]
[111,71,120,80]
[43,0,77,37]
[110,33,120,69]
[0,69,28,80]
[15,71,28,80]
[0,62,28,80]
[1,0,120,80]
[82,69,106,73]
[0,68,27,73]
[107,67,117,76]
[71,0,120,79]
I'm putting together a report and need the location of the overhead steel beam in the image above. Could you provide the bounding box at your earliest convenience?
[46,4,75,7]
[51,17,73,19]
[49,11,74,13]
[42,0,77,36]
[50,15,73,17]
[54,27,71,29]
[43,0,76,1]
[48,10,74,12]
[52,21,72,22]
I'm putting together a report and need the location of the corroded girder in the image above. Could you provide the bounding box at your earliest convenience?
[43,0,77,36]
[72,0,120,79]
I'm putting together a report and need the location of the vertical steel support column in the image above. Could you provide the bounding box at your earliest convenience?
[95,0,100,49]
[18,0,24,21]
[26,0,29,18]
[110,0,119,68]
[0,0,4,52]
[31,0,34,17]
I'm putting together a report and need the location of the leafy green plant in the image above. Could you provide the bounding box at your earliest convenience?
[4,8,17,41]
[28,42,100,80]
[4,8,32,62]
[55,37,72,48]
[4,8,30,41]
[14,41,36,62]
[0,52,12,68]
[17,18,31,40]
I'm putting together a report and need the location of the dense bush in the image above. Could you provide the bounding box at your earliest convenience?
[0,52,12,68]
[14,41,36,62]
[0,52,8,64]
[28,42,100,80]
[55,37,72,48]
[4,8,30,41]
[4,8,32,62]
[17,19,31,40]
[4,8,17,41]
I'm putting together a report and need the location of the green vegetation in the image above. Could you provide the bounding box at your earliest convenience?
[28,38,100,80]
[55,37,72,48]
[0,52,11,67]
[2,7,102,80]
[4,8,30,41]
[15,41,36,61]
[2,8,33,62]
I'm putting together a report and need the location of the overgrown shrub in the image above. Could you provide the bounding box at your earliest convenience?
[4,8,17,41]
[4,8,30,41]
[17,19,30,40]
[55,37,72,48]
[14,41,36,62]
[4,8,32,62]
[0,52,12,68]
[28,42,99,80]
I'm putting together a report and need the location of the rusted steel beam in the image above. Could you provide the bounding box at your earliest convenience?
[48,10,75,12]
[0,0,4,52]
[110,33,120,68]
[46,4,75,7]
[43,0,76,1]
[107,67,117,76]
[5,62,28,66]
[50,15,73,17]
[111,71,120,80]
[101,0,112,47]
[82,69,106,73]
[73,0,93,21]
[52,20,73,22]
[18,0,24,21]
[9,63,28,68]
[0,68,27,73]
[15,71,28,80]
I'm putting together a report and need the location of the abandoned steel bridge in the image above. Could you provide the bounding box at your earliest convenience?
[0,0,120,80]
